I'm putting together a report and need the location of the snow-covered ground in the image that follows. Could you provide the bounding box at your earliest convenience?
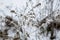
[0,0,60,40]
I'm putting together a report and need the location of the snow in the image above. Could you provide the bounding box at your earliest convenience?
[0,0,60,40]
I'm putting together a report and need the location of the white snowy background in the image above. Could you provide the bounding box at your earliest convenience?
[0,0,60,40]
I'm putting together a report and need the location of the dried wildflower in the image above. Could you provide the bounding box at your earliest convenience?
[0,30,8,39]
[13,37,20,40]
[26,33,29,37]
[3,29,8,35]
[13,32,20,40]
[34,3,41,8]
[10,10,16,13]
[5,20,14,27]
[5,16,18,27]
[5,16,13,26]
[13,21,18,25]
[5,16,13,21]
[20,27,23,33]
[37,19,46,28]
